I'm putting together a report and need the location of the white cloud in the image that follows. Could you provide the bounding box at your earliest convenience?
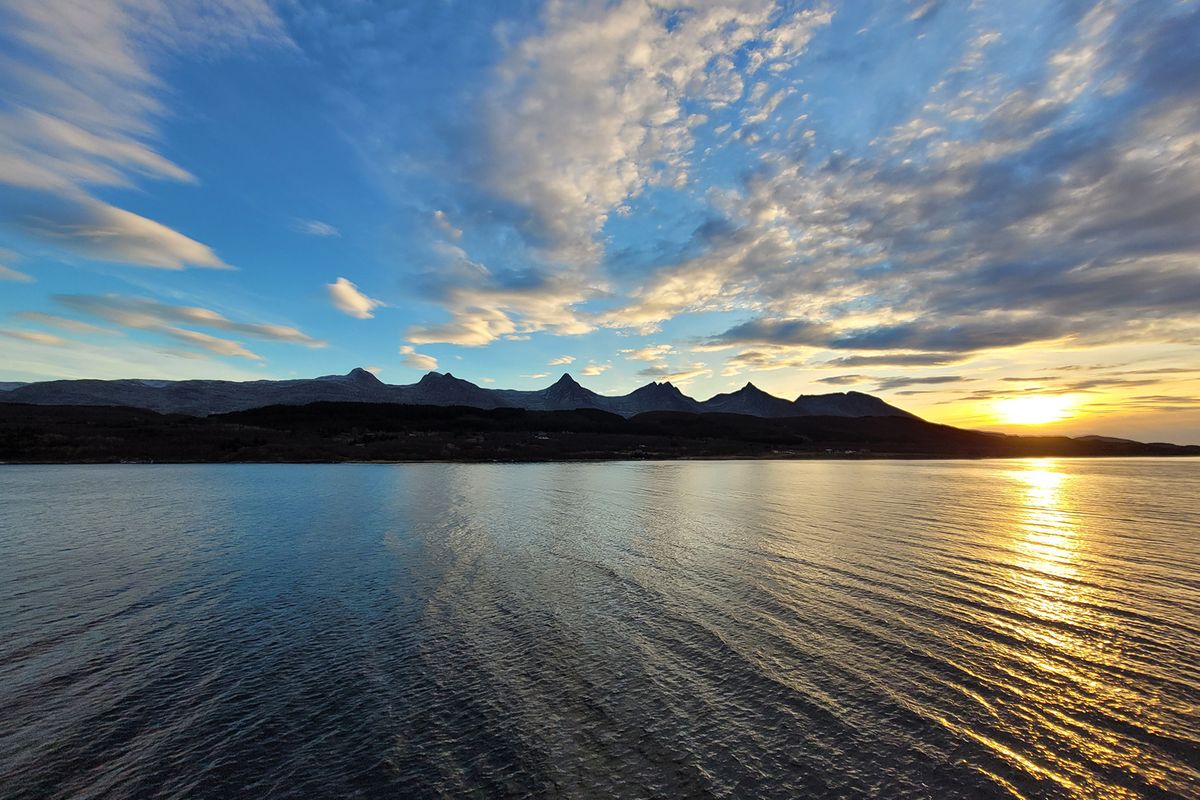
[548,355,576,365]
[51,293,323,360]
[56,294,324,346]
[327,277,384,320]
[21,199,232,270]
[620,343,674,362]
[580,362,611,376]
[0,0,287,269]
[399,344,438,371]
[433,210,462,240]
[13,311,115,335]
[163,328,262,360]
[296,219,340,237]
[487,0,832,263]
[0,265,34,283]
[521,373,549,380]
[406,245,595,346]
[0,333,269,382]
[0,329,66,346]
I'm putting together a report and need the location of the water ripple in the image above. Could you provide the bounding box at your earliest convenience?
[1,459,1198,798]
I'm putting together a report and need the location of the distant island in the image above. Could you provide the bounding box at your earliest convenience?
[1,369,1196,462]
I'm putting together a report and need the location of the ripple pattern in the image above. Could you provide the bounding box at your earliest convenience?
[1,459,1198,798]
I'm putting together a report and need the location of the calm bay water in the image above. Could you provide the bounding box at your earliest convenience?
[1,459,1198,799]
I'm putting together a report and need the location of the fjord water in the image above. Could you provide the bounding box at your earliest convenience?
[1,461,1197,799]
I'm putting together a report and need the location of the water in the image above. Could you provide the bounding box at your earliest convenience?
[1,460,1198,799]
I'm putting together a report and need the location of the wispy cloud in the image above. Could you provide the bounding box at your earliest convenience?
[17,199,231,270]
[52,293,323,360]
[873,375,970,391]
[0,0,287,269]
[548,355,575,366]
[0,265,34,283]
[13,311,115,335]
[620,344,674,364]
[0,329,65,345]
[433,210,462,240]
[580,362,611,376]
[296,219,340,237]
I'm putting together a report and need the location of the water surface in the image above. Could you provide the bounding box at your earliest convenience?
[1,459,1198,798]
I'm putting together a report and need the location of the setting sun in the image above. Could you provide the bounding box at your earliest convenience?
[995,395,1078,425]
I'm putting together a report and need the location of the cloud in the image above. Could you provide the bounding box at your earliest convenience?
[296,219,339,237]
[0,329,66,345]
[51,293,323,360]
[486,0,832,263]
[56,294,323,345]
[719,349,809,375]
[620,344,675,363]
[0,331,269,382]
[163,328,261,360]
[580,363,611,376]
[433,210,462,240]
[820,353,966,368]
[327,277,384,320]
[15,198,231,269]
[873,375,970,391]
[636,362,711,384]
[548,355,576,366]
[399,345,438,371]
[521,373,549,380]
[0,0,287,269]
[595,3,1200,373]
[13,311,115,335]
[406,245,594,345]
[817,374,867,385]
[0,265,34,283]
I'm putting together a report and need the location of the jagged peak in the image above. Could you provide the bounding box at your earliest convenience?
[634,380,683,395]
[551,373,580,387]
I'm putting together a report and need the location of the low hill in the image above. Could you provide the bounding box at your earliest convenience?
[1,401,1195,463]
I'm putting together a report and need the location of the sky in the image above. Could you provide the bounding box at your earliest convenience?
[1,0,1198,443]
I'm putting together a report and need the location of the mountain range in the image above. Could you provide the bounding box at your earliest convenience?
[0,368,916,419]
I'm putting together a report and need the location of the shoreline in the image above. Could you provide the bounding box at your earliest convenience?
[3,452,1198,466]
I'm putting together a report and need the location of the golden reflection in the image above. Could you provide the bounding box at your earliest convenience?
[994,461,1166,798]
[1006,459,1079,620]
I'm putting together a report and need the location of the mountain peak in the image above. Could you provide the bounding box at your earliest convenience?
[634,380,683,396]
[552,373,580,387]
[347,367,382,384]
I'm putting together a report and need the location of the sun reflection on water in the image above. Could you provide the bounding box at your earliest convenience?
[996,461,1159,799]
[1008,460,1080,616]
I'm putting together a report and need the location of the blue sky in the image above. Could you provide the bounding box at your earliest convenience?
[1,0,1199,441]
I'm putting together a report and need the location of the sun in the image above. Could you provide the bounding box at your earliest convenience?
[994,395,1077,425]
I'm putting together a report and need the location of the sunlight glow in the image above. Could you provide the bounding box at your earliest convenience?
[994,395,1077,425]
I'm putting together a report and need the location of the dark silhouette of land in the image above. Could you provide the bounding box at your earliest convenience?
[1,402,1195,463]
[0,368,914,418]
